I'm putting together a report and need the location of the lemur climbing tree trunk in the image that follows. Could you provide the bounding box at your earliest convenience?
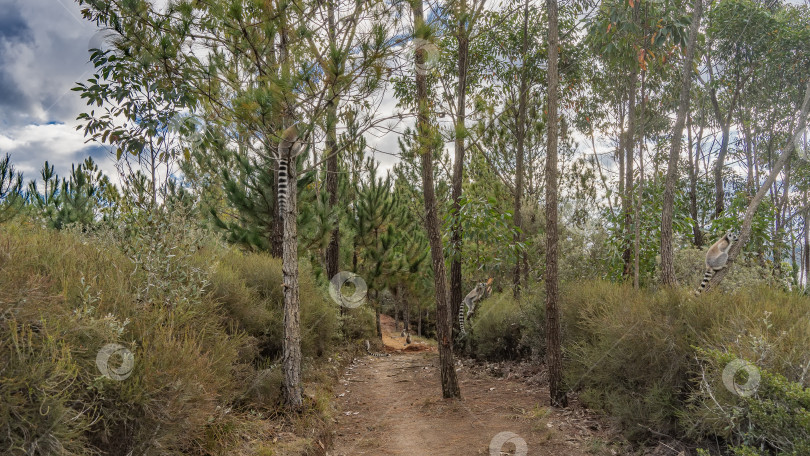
[661,0,702,286]
[513,0,529,298]
[545,0,566,408]
[704,81,810,293]
[278,8,303,409]
[412,0,461,399]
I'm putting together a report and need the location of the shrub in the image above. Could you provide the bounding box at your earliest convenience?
[469,292,530,360]
[562,281,810,448]
[688,348,810,455]
[0,214,345,455]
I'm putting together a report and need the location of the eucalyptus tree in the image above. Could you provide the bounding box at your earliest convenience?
[704,2,810,292]
[660,0,703,286]
[586,0,690,279]
[545,0,566,408]
[703,0,775,217]
[468,0,547,296]
[440,0,488,329]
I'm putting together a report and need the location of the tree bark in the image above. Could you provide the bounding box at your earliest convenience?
[325,0,340,280]
[450,0,470,333]
[688,111,704,247]
[661,0,702,286]
[412,0,461,399]
[704,81,810,293]
[545,0,567,408]
[281,138,303,410]
[513,0,529,297]
[622,70,637,277]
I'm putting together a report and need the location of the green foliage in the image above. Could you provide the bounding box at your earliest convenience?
[212,249,339,360]
[562,281,810,446]
[26,158,119,230]
[0,213,348,455]
[468,291,529,360]
[689,348,810,455]
[0,153,23,224]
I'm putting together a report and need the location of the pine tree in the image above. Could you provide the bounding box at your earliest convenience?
[0,154,23,224]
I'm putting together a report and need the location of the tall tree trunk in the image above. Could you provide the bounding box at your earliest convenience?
[661,0,702,286]
[634,67,647,289]
[281,135,303,410]
[279,9,302,408]
[450,0,470,333]
[687,111,704,247]
[545,0,566,408]
[804,192,809,290]
[513,0,529,297]
[412,0,461,399]
[325,0,340,280]
[705,81,810,292]
[622,70,638,277]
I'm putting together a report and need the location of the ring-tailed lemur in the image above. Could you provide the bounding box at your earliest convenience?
[695,232,738,295]
[458,277,493,335]
[364,339,390,357]
[277,124,304,217]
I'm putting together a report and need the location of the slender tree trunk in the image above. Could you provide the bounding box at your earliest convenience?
[622,67,638,277]
[281,138,303,409]
[450,0,470,333]
[418,305,422,337]
[412,0,461,399]
[325,0,340,280]
[688,111,704,247]
[705,81,810,292]
[633,67,646,289]
[545,0,566,408]
[804,193,809,290]
[513,0,529,297]
[661,0,702,286]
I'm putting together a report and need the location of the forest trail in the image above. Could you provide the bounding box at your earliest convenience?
[328,315,610,456]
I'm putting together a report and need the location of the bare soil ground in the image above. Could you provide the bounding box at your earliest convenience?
[328,315,621,456]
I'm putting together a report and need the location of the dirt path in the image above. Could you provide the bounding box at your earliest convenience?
[328,316,614,456]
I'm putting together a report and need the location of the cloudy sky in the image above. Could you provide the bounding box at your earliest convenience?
[0,0,411,188]
[0,0,117,182]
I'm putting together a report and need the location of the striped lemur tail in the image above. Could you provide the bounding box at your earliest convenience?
[364,340,389,357]
[696,268,715,294]
[277,124,304,217]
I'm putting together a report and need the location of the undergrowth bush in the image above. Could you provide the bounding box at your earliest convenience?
[562,281,810,451]
[468,292,528,360]
[0,215,352,455]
